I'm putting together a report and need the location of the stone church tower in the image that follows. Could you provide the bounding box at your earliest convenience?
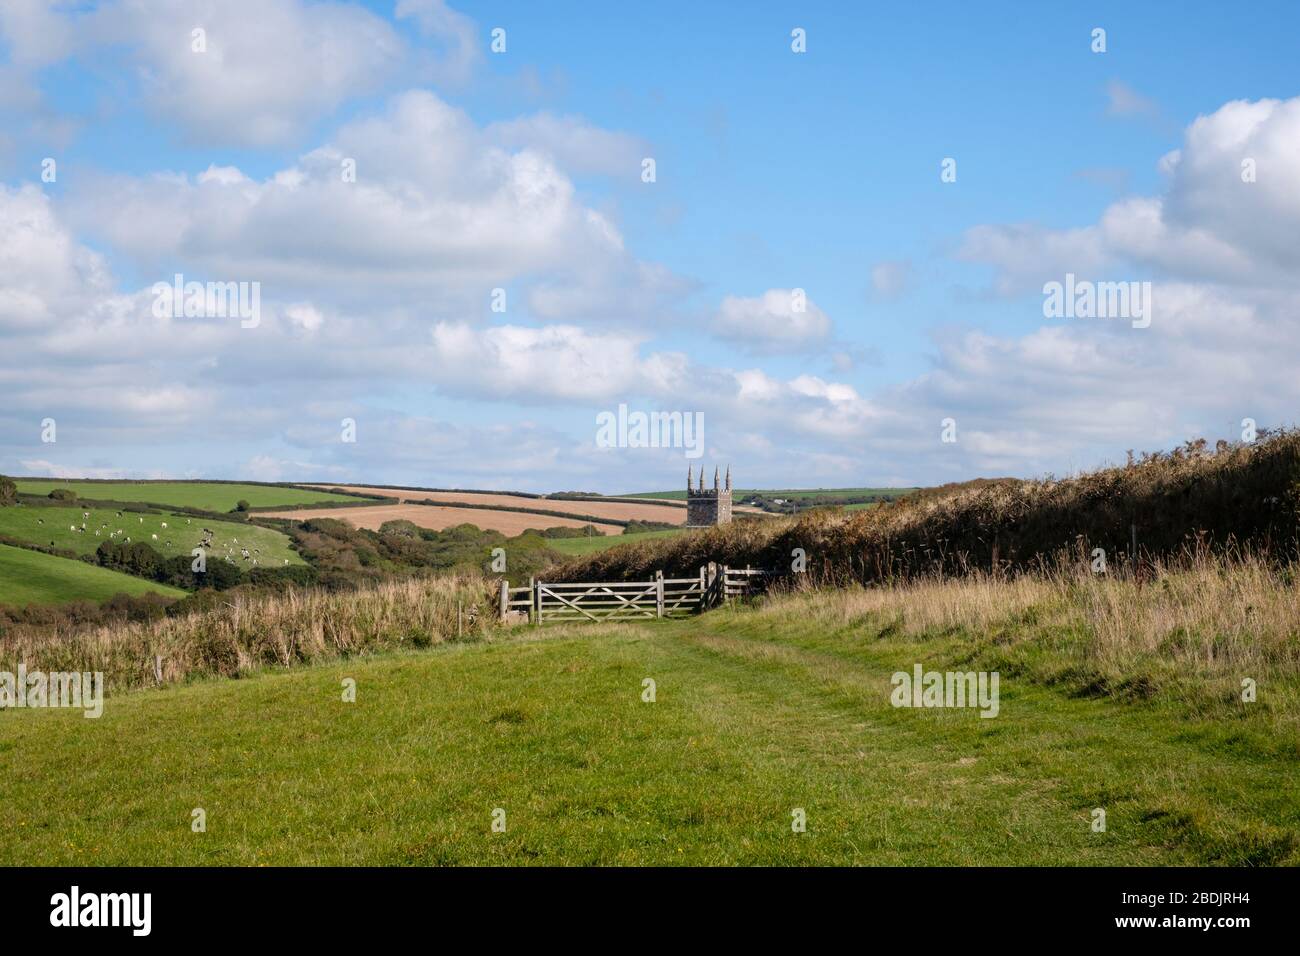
[686,465,732,527]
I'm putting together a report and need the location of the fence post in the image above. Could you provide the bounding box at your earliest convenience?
[153,654,163,685]
[698,565,706,612]
[722,565,730,603]
[533,577,541,627]
[499,579,508,620]
[458,601,463,639]
[656,570,664,618]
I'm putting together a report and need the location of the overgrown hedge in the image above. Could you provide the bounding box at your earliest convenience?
[553,432,1300,584]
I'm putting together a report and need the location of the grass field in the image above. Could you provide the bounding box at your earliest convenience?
[2,576,1296,865]
[0,505,303,567]
[547,528,689,556]
[0,544,187,606]
[12,480,360,512]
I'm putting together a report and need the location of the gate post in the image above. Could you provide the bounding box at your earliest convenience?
[656,570,664,618]
[530,576,538,626]
[499,579,508,620]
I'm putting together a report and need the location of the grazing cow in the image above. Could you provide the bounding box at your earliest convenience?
[115,512,122,518]
[161,522,168,529]
[36,519,43,525]
[69,525,75,531]
[151,533,158,540]
[82,512,89,519]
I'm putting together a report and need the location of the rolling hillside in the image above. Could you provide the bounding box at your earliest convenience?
[0,504,303,567]
[11,480,362,512]
[0,544,187,606]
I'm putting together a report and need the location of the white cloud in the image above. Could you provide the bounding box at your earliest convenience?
[0,0,482,148]
[486,113,647,178]
[64,90,680,318]
[713,289,832,353]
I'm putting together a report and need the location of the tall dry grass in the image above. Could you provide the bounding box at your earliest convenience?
[555,430,1300,585]
[757,549,1300,713]
[0,574,497,695]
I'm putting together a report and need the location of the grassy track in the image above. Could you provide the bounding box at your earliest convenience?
[12,480,358,512]
[2,600,1295,865]
[0,505,303,567]
[0,544,187,606]
[547,528,688,556]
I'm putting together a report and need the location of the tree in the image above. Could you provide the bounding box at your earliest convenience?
[235,500,251,512]
[0,475,15,506]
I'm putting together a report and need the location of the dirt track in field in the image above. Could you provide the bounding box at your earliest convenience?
[304,485,690,524]
[259,503,617,536]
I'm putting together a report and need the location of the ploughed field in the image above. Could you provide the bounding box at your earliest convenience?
[259,503,620,536]
[304,484,692,524]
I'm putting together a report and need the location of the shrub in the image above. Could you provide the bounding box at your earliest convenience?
[554,430,1300,584]
[48,488,77,502]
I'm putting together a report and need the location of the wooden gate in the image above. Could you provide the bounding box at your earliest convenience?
[498,564,774,626]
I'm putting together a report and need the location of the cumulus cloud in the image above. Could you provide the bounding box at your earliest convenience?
[63,90,681,319]
[712,289,832,353]
[0,0,480,147]
[486,113,648,178]
[963,96,1300,292]
[10,93,1300,491]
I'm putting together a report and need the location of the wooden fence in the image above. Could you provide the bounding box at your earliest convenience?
[499,564,774,625]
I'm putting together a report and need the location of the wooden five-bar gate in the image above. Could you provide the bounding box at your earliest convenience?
[499,564,774,626]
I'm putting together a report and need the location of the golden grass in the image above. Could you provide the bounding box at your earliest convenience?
[0,574,497,694]
[757,549,1300,713]
[555,430,1300,584]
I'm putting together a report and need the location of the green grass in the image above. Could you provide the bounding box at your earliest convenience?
[0,505,303,567]
[547,528,689,556]
[2,600,1295,865]
[11,480,359,512]
[0,544,187,606]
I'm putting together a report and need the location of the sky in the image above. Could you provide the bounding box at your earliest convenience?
[2,0,1299,493]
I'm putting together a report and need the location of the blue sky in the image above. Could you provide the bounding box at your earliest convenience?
[3,1,1299,492]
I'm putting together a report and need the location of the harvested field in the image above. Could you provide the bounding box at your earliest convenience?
[306,484,690,524]
[259,503,615,536]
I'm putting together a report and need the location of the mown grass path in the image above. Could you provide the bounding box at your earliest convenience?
[2,607,1295,865]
